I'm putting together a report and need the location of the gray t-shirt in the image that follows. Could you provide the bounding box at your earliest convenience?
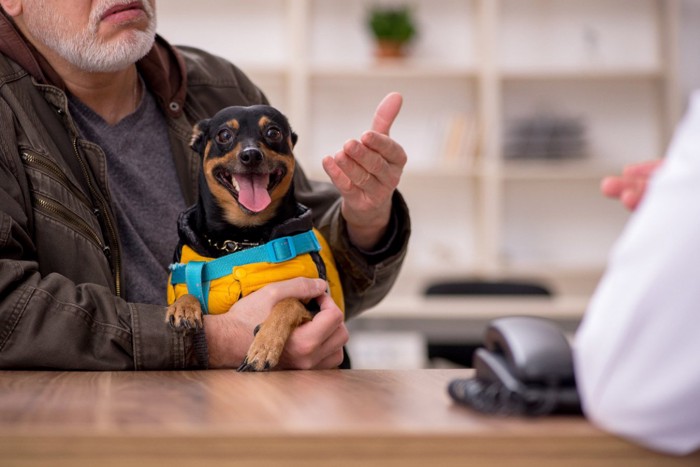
[69,82,187,305]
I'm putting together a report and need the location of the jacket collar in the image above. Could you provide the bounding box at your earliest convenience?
[0,10,186,118]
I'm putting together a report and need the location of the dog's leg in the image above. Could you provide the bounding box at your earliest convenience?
[166,294,204,330]
[238,298,313,372]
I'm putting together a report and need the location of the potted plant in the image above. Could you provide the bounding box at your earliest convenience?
[367,5,417,59]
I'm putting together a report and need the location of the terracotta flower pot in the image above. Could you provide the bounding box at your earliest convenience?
[374,40,406,59]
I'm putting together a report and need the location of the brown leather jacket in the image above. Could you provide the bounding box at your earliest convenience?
[0,14,410,370]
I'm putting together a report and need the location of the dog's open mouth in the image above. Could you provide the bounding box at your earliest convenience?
[214,166,286,213]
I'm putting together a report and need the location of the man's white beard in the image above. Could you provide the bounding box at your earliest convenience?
[23,0,157,73]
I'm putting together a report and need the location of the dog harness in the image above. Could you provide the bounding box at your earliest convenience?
[167,228,344,315]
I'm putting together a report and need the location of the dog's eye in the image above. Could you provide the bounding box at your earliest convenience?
[265,127,283,143]
[216,128,234,145]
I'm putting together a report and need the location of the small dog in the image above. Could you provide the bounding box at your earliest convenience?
[166,105,344,371]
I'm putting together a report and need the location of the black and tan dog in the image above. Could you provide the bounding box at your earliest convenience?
[166,105,344,371]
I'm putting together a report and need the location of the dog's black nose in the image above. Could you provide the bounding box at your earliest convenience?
[239,148,264,166]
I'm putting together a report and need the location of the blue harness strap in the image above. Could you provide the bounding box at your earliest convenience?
[184,261,209,314]
[169,230,322,313]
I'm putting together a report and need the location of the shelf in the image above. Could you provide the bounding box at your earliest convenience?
[365,294,589,321]
[403,164,480,179]
[397,160,618,182]
[500,261,607,277]
[360,268,595,322]
[501,66,664,81]
[501,160,615,181]
[310,62,477,79]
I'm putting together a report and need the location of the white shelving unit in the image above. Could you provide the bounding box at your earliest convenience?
[158,0,681,344]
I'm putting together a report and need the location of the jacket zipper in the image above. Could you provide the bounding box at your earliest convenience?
[71,138,123,298]
[33,194,106,251]
[20,150,93,207]
[21,150,115,282]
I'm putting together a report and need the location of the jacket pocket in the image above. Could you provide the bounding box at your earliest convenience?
[20,149,107,254]
[32,193,106,252]
[20,149,92,207]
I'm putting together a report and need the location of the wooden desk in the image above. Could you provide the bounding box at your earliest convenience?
[0,369,696,466]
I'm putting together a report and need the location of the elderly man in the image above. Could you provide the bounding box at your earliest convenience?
[0,0,410,370]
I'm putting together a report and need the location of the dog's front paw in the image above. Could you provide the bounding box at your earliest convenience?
[237,328,284,372]
[166,294,203,330]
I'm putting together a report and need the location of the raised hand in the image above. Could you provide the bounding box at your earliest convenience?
[322,92,407,250]
[601,160,663,211]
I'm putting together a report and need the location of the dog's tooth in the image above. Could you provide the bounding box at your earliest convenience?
[231,175,239,192]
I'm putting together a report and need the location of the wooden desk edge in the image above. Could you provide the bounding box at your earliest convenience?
[2,432,698,467]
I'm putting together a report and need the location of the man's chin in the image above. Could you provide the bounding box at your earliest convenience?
[69,33,154,73]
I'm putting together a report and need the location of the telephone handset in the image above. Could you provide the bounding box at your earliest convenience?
[448,316,581,416]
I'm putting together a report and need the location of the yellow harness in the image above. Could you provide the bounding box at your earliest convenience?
[167,228,344,315]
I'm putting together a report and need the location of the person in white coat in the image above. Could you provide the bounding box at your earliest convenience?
[574,92,700,456]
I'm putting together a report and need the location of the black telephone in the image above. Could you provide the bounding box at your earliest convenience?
[448,316,581,416]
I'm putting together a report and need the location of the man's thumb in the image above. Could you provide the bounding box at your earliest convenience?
[371,92,403,136]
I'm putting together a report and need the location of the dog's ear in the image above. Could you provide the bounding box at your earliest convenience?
[291,131,298,147]
[190,119,211,155]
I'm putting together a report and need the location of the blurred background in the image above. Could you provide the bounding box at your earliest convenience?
[157,0,698,369]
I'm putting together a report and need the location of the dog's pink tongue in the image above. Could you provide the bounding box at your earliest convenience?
[234,173,271,212]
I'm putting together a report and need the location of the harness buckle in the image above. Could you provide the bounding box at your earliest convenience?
[266,237,297,263]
